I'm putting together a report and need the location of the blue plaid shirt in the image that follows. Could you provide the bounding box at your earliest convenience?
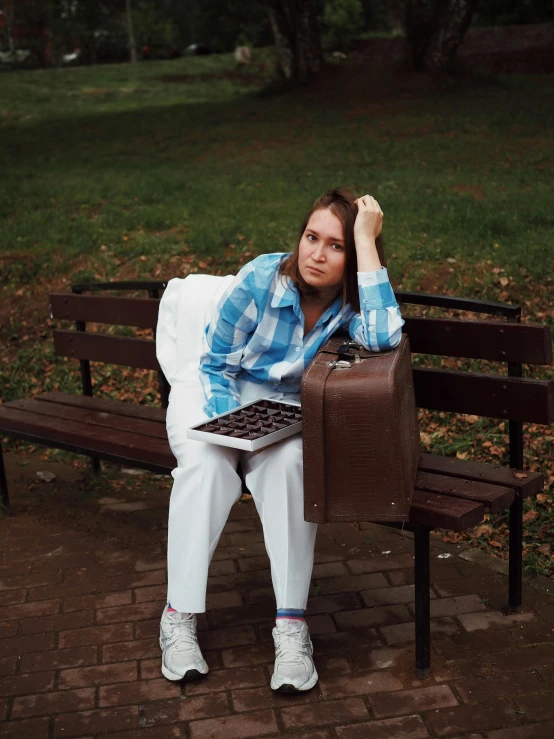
[200,253,404,417]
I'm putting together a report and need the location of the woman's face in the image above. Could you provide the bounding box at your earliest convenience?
[298,207,346,297]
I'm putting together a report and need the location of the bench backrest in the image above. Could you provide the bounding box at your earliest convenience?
[50,280,554,468]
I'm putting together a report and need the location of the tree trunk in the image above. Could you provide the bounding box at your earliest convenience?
[266,0,322,83]
[404,0,479,74]
[423,0,479,74]
[2,0,16,54]
[125,0,137,64]
[386,0,404,35]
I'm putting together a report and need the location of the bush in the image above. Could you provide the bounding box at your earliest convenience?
[321,0,365,51]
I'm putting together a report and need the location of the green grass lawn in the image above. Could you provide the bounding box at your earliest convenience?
[1,52,553,575]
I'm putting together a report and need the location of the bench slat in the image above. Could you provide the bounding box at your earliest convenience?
[50,294,159,329]
[54,331,159,370]
[409,490,484,531]
[0,406,175,470]
[6,399,168,440]
[404,317,552,365]
[419,453,543,497]
[415,471,514,513]
[36,392,166,423]
[413,367,554,424]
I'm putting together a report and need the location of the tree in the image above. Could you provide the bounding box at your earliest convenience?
[405,0,480,74]
[266,0,322,83]
[124,0,136,62]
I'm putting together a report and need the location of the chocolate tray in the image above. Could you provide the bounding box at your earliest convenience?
[187,398,302,451]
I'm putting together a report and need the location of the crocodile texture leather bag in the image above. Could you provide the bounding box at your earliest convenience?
[301,333,420,523]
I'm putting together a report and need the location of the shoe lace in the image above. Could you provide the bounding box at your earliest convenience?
[275,629,309,662]
[166,616,198,654]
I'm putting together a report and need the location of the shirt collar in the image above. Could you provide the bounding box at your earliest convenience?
[271,273,298,309]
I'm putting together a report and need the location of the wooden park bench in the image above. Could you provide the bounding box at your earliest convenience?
[0,278,552,678]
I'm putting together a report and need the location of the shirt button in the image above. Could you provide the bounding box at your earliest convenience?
[295,347,301,352]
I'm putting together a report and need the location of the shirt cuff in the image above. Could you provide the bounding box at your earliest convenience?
[203,394,241,418]
[357,268,398,310]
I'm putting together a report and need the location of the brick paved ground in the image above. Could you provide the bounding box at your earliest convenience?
[1,453,554,739]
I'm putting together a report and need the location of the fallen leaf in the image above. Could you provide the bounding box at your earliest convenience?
[536,493,547,503]
[499,277,509,287]
[198,261,208,269]
[514,471,528,479]
[456,451,468,460]
[523,509,538,522]
[537,544,551,556]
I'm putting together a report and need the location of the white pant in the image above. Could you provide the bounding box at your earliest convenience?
[165,380,318,613]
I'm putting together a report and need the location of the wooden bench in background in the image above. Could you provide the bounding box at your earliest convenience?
[0,279,552,678]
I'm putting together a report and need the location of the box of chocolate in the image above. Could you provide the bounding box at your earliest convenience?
[187,398,302,451]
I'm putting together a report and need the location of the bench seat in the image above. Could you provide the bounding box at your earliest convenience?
[0,391,542,533]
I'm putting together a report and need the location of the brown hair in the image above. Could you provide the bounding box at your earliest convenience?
[279,187,386,313]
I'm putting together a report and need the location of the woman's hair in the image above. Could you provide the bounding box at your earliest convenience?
[279,187,386,313]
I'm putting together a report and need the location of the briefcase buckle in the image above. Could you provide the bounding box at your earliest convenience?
[328,360,352,370]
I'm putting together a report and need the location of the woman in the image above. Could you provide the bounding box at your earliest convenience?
[159,187,404,693]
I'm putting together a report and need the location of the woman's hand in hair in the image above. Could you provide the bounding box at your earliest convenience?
[353,195,384,272]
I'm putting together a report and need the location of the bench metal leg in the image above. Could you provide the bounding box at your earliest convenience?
[414,526,431,678]
[0,440,9,512]
[90,457,101,476]
[508,493,523,613]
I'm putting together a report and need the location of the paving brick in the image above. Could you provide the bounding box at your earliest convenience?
[0,632,55,658]
[97,569,167,594]
[433,576,505,598]
[426,701,519,736]
[311,628,382,654]
[488,721,554,738]
[20,609,94,635]
[1,716,50,738]
[54,705,139,737]
[381,617,459,645]
[186,666,267,696]
[307,592,362,615]
[458,610,535,632]
[311,574,388,596]
[369,684,458,718]
[58,661,137,689]
[11,687,95,718]
[361,585,422,607]
[312,655,351,677]
[63,590,132,612]
[134,585,166,603]
[347,554,415,574]
[200,625,257,651]
[387,569,415,587]
[135,559,167,572]
[211,543,268,561]
[237,557,272,573]
[99,677,181,707]
[428,594,487,617]
[538,665,554,688]
[96,600,164,625]
[190,709,278,739]
[487,644,554,672]
[221,642,275,668]
[231,685,319,711]
[99,727,184,739]
[312,562,350,579]
[0,670,54,697]
[0,589,26,606]
[319,671,403,699]
[0,572,62,591]
[209,560,239,577]
[454,672,544,702]
[21,645,97,673]
[351,647,412,672]
[142,693,230,725]
[432,656,493,683]
[334,605,412,630]
[206,590,244,609]
[0,656,18,677]
[209,601,275,629]
[0,622,18,638]
[102,638,159,663]
[513,693,554,721]
[281,697,369,729]
[59,622,133,648]
[336,715,429,739]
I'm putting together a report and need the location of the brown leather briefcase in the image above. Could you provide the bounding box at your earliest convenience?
[301,333,420,524]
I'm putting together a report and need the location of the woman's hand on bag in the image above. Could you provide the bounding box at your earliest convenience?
[354,195,383,247]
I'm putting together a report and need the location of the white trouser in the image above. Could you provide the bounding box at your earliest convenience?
[165,379,318,614]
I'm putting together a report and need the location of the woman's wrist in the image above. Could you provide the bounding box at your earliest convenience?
[355,237,382,272]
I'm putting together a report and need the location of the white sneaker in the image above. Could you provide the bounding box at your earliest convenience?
[270,619,318,693]
[159,606,209,682]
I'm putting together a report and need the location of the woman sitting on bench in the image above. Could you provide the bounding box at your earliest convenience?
[159,187,404,692]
